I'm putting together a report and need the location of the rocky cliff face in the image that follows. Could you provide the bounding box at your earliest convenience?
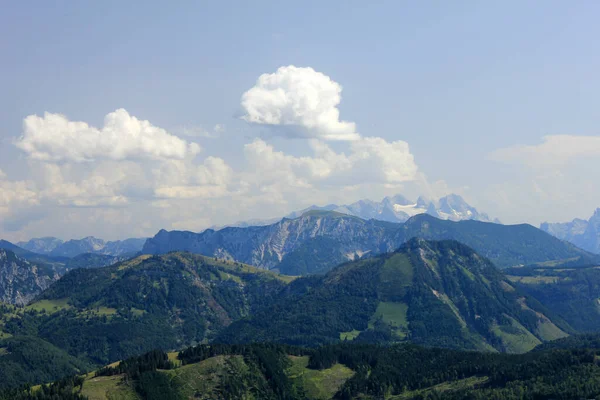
[143,211,402,270]
[0,249,59,305]
[541,208,600,254]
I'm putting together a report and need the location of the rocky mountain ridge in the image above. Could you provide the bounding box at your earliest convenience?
[144,212,593,273]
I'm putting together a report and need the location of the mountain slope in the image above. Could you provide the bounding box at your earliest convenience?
[0,250,59,305]
[2,253,290,365]
[401,214,597,268]
[505,264,600,332]
[541,208,600,254]
[64,253,124,270]
[217,239,569,353]
[0,335,92,390]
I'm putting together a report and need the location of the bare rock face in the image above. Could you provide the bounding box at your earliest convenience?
[0,249,59,305]
[143,212,402,270]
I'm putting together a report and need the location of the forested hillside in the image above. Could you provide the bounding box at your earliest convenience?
[1,253,290,367]
[505,264,600,332]
[218,239,569,352]
[5,340,600,399]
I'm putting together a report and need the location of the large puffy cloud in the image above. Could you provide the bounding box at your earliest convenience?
[241,66,359,141]
[16,109,201,162]
[489,135,600,167]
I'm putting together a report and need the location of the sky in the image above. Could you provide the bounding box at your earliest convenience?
[1,1,600,241]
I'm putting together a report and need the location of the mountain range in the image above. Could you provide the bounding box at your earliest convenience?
[541,208,600,254]
[143,211,595,273]
[3,237,600,396]
[17,236,146,258]
[288,193,497,223]
[220,193,497,229]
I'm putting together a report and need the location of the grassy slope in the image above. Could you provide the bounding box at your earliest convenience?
[287,355,354,400]
[81,374,139,400]
[165,355,250,399]
[76,352,354,400]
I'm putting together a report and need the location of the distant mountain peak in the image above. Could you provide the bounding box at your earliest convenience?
[281,193,494,226]
[541,208,600,254]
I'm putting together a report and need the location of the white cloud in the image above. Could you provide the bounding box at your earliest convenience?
[37,163,130,207]
[154,156,233,199]
[0,66,425,240]
[154,185,229,199]
[16,108,201,162]
[241,66,359,141]
[0,179,38,209]
[243,136,418,189]
[481,134,600,224]
[489,135,600,167]
[175,124,225,139]
[349,137,418,183]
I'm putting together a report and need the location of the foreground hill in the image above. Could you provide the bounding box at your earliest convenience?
[7,340,600,399]
[0,335,92,390]
[143,212,594,274]
[2,253,290,365]
[218,239,569,353]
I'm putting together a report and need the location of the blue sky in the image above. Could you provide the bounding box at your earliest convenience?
[1,1,599,240]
